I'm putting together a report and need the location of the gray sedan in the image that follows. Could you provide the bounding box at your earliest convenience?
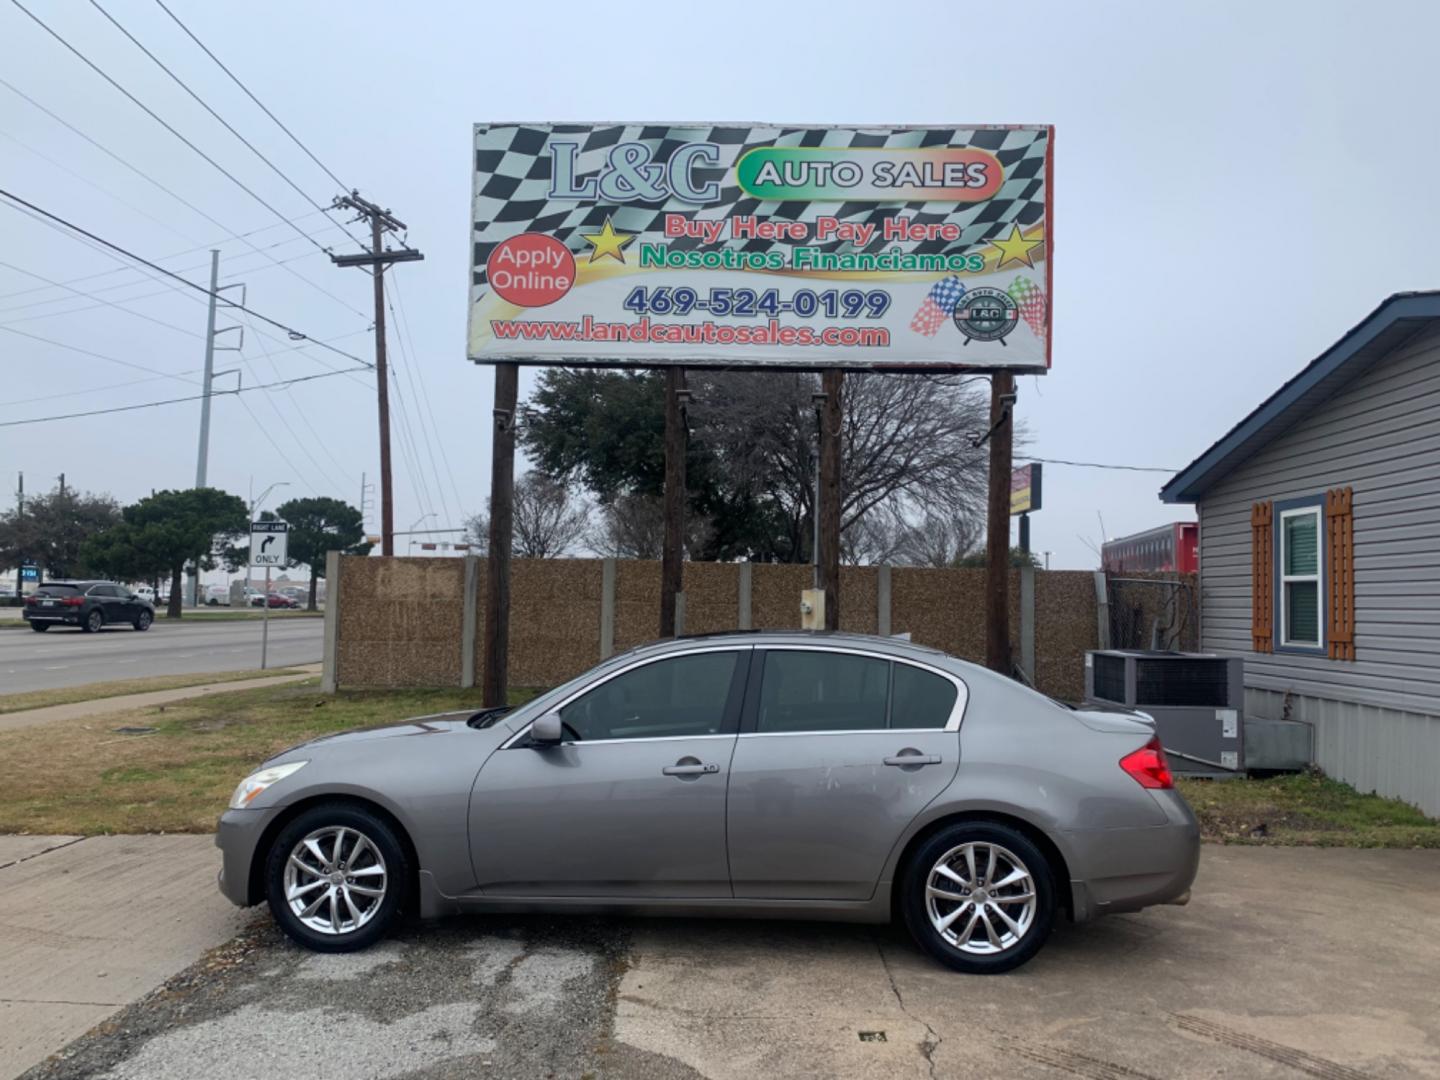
[217,632,1198,974]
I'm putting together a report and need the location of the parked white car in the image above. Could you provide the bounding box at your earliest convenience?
[205,584,231,606]
[132,585,156,604]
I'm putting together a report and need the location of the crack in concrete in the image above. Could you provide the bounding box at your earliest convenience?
[0,836,86,871]
[0,996,122,1007]
[875,938,942,1080]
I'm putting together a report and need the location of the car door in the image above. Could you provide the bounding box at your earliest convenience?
[90,584,122,623]
[468,646,750,898]
[726,646,965,901]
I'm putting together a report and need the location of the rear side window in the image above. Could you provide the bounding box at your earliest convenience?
[891,664,959,729]
[755,651,961,733]
[757,651,890,733]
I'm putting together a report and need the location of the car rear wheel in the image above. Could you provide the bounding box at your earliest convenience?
[82,609,103,633]
[133,610,152,631]
[29,622,48,632]
[901,821,1055,974]
[264,803,407,953]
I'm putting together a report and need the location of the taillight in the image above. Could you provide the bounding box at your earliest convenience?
[1120,736,1174,790]
[24,595,36,604]
[61,596,84,607]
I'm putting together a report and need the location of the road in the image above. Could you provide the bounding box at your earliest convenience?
[0,619,324,694]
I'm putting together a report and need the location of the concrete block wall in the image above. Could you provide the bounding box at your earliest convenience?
[324,555,1107,701]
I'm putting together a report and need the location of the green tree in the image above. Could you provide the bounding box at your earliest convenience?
[273,497,370,609]
[0,485,120,582]
[957,546,1042,570]
[82,488,248,619]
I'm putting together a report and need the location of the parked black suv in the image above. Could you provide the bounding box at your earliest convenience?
[23,581,155,633]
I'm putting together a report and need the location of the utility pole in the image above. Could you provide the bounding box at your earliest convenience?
[817,370,843,631]
[984,372,1017,674]
[483,365,518,707]
[13,472,21,597]
[659,368,688,637]
[331,192,424,558]
[56,472,65,497]
[188,250,242,607]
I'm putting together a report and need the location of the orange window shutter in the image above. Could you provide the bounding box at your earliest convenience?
[1251,501,1273,653]
[1326,487,1355,660]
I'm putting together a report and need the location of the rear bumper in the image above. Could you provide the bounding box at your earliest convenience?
[1064,791,1201,922]
[22,610,81,625]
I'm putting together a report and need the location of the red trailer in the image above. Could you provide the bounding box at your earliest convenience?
[1102,522,1198,574]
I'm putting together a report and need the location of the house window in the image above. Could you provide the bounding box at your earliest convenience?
[1279,505,1322,647]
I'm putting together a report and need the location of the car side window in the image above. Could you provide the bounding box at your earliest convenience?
[756,650,889,733]
[92,585,117,598]
[891,663,958,729]
[558,651,740,742]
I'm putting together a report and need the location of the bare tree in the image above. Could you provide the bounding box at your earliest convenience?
[688,371,997,560]
[463,471,590,558]
[893,511,984,567]
[587,493,712,560]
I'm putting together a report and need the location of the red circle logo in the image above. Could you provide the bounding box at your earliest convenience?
[486,234,575,308]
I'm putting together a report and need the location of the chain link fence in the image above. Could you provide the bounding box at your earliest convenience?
[1106,574,1199,651]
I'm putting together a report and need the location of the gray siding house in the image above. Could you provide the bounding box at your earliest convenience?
[1162,292,1440,816]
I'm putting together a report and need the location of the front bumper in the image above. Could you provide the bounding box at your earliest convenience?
[215,807,276,907]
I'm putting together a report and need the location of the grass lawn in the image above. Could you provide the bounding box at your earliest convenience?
[0,680,538,835]
[1178,771,1440,848]
[164,609,324,621]
[0,668,305,715]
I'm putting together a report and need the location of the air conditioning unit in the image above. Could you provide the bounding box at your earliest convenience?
[1084,650,1244,777]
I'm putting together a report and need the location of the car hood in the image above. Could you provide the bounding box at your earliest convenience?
[267,710,516,763]
[1071,708,1157,736]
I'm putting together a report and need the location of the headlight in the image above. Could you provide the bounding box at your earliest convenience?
[228,761,307,809]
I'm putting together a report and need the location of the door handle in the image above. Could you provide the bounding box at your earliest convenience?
[662,762,719,776]
[883,753,941,767]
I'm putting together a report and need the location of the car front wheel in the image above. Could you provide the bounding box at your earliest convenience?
[264,803,407,953]
[82,609,103,633]
[901,821,1056,974]
[133,610,152,631]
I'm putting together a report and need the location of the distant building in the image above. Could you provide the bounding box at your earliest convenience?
[1101,523,1198,574]
[1163,292,1440,815]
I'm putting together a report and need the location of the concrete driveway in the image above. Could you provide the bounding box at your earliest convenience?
[14,844,1438,1079]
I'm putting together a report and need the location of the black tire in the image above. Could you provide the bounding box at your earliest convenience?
[29,622,49,632]
[82,609,103,633]
[265,802,408,953]
[901,821,1056,975]
[133,610,153,631]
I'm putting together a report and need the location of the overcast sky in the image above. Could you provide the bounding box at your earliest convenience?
[3,0,1436,569]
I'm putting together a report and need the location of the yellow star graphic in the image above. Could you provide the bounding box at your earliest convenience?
[579,216,636,264]
[988,224,1045,270]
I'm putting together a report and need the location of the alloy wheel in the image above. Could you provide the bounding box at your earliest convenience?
[925,841,1037,955]
[282,826,388,935]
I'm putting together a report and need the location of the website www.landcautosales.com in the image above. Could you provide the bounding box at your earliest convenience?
[490,316,890,348]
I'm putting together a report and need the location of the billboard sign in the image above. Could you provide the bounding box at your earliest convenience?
[1011,463,1043,514]
[469,124,1052,371]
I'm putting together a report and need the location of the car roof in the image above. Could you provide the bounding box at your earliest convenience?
[614,629,960,667]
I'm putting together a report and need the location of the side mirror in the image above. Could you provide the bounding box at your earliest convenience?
[530,712,564,746]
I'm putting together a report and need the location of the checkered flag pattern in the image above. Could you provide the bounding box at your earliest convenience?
[1007,276,1048,338]
[910,276,966,336]
[472,125,1049,284]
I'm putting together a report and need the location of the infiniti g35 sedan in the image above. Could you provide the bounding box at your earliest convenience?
[217,632,1199,974]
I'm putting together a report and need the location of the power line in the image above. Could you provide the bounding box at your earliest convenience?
[86,0,368,254]
[8,0,334,257]
[0,188,371,368]
[0,324,199,385]
[11,370,201,407]
[391,274,467,518]
[152,0,350,192]
[0,76,366,319]
[386,295,451,525]
[1019,456,1178,473]
[0,366,372,428]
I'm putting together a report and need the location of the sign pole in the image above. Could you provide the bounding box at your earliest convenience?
[659,367,686,638]
[261,566,270,670]
[482,363,518,707]
[985,371,1015,674]
[818,369,843,631]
